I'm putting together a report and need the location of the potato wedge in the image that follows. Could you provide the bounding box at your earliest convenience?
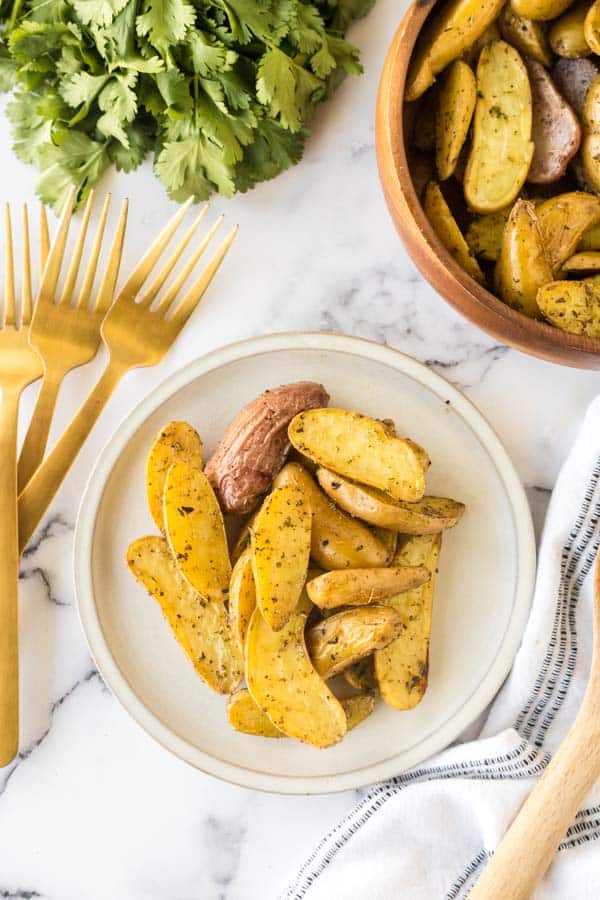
[317,467,466,534]
[227,689,284,738]
[585,0,600,53]
[578,220,600,250]
[549,3,590,57]
[289,410,428,504]
[552,56,599,117]
[374,527,397,563]
[205,381,329,515]
[466,208,511,262]
[536,191,600,272]
[307,606,403,679]
[410,152,436,199]
[251,484,311,631]
[307,566,431,610]
[435,60,477,181]
[274,463,390,570]
[344,656,377,692]
[228,548,256,651]
[164,461,231,603]
[525,59,581,185]
[511,0,575,21]
[464,41,534,214]
[423,182,485,283]
[405,0,505,101]
[582,76,600,194]
[342,693,375,731]
[127,536,242,693]
[494,199,553,317]
[537,279,600,336]
[375,534,442,711]
[562,251,600,272]
[145,422,203,532]
[498,6,553,66]
[245,605,347,748]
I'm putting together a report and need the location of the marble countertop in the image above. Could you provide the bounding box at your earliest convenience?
[1,0,599,897]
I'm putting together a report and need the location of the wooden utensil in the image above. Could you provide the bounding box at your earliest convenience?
[470,552,600,899]
[17,191,127,491]
[0,205,44,766]
[17,198,236,552]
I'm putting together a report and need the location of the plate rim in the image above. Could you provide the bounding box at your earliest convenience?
[73,331,536,795]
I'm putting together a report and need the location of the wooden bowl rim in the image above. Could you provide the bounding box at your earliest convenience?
[375,0,600,368]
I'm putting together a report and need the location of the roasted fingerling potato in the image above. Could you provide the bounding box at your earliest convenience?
[494,199,553,317]
[435,60,477,180]
[424,182,485,283]
[127,386,465,748]
[549,3,591,58]
[537,278,600,335]
[498,6,553,67]
[306,606,404,680]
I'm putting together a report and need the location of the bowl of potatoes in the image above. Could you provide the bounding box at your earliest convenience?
[376,0,600,368]
[74,333,535,793]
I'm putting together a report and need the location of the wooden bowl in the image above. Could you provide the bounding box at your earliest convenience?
[375,0,600,369]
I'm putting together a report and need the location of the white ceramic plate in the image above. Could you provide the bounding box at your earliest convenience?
[74,333,535,794]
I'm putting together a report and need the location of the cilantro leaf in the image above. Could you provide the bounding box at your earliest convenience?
[136,0,195,55]
[256,46,322,132]
[71,0,129,27]
[96,71,137,145]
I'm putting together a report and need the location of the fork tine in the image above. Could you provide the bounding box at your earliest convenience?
[59,190,94,306]
[21,205,32,325]
[138,204,209,309]
[40,206,50,275]
[4,204,15,327]
[155,215,223,316]
[75,193,111,311]
[116,197,193,303]
[38,185,76,304]
[93,198,128,315]
[166,225,238,330]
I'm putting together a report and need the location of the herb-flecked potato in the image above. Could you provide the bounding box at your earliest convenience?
[494,199,553,317]
[342,693,376,731]
[405,0,505,101]
[536,192,600,272]
[582,76,600,193]
[344,656,377,692]
[164,461,231,603]
[127,536,243,693]
[375,535,442,711]
[464,41,533,214]
[228,548,256,652]
[306,566,431,609]
[306,606,404,679]
[245,604,347,748]
[288,409,428,503]
[145,422,203,532]
[585,0,600,53]
[537,279,600,335]
[274,462,390,570]
[251,484,311,631]
[466,208,511,262]
[511,0,575,22]
[204,381,329,515]
[524,59,581,184]
[549,3,591,57]
[423,182,485,283]
[562,251,600,271]
[498,6,553,66]
[227,689,285,738]
[317,467,466,533]
[435,60,477,180]
[552,56,599,116]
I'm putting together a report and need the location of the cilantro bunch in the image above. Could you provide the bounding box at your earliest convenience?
[0,0,373,210]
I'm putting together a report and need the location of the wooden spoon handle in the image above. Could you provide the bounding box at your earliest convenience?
[470,713,600,900]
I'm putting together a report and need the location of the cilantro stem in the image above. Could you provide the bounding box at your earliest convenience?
[7,0,23,31]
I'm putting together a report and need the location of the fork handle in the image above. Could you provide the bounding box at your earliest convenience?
[469,700,600,900]
[0,386,21,766]
[17,372,62,492]
[18,360,127,552]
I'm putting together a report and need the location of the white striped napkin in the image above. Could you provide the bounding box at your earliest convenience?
[284,397,600,900]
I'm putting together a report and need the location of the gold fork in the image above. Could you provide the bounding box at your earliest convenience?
[0,205,44,766]
[17,190,128,491]
[18,198,236,552]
